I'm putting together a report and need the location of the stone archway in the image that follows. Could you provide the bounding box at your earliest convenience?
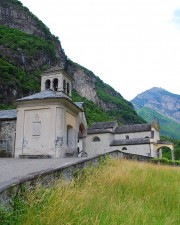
[155,141,174,160]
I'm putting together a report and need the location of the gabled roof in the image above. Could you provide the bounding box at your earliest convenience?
[88,121,118,130]
[16,90,57,101]
[0,109,17,120]
[87,129,113,134]
[114,124,151,134]
[14,90,83,112]
[110,138,150,146]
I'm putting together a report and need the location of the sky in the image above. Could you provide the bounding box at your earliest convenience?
[20,0,180,100]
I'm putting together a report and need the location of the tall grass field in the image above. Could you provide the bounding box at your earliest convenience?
[1,159,180,225]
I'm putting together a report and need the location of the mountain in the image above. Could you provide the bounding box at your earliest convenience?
[131,87,180,123]
[131,87,180,139]
[137,107,180,139]
[0,0,144,125]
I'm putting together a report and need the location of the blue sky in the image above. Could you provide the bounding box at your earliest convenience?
[20,0,180,100]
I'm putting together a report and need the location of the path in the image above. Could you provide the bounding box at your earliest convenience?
[0,157,89,191]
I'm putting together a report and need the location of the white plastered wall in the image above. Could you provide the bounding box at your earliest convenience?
[86,133,113,156]
[114,131,152,140]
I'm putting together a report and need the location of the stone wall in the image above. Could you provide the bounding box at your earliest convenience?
[0,119,16,157]
[0,150,152,208]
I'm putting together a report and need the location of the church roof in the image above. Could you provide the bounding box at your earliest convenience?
[88,121,118,130]
[16,90,58,101]
[15,90,83,111]
[87,129,113,134]
[114,124,151,134]
[0,109,17,120]
[110,138,150,146]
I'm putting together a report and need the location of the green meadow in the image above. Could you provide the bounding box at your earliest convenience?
[1,159,180,225]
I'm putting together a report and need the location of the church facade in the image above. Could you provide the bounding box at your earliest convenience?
[7,67,87,158]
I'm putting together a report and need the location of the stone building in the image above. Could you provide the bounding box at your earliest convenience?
[0,110,17,157]
[0,67,87,158]
[86,121,174,159]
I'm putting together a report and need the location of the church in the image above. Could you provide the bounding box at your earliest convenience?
[0,67,174,159]
[0,67,87,158]
[86,121,174,159]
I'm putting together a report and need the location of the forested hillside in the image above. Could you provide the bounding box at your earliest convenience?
[0,0,144,125]
[137,107,180,139]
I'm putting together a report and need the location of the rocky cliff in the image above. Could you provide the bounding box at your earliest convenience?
[0,0,144,125]
[131,87,180,123]
[131,87,180,139]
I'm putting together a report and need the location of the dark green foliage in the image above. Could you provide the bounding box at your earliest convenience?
[137,107,180,139]
[95,79,145,124]
[0,25,56,59]
[68,60,145,125]
[0,58,23,86]
[72,91,113,125]
[0,25,58,107]
[0,188,29,225]
[161,136,180,160]
[151,158,180,166]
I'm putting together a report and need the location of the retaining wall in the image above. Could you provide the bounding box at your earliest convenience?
[0,150,152,208]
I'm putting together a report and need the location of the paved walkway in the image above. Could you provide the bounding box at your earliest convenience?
[0,157,88,188]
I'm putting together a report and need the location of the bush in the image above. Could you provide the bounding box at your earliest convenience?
[151,158,180,166]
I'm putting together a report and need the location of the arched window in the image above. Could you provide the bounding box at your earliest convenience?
[67,83,70,95]
[125,135,129,139]
[45,79,50,90]
[63,79,66,93]
[53,78,58,91]
[122,147,127,151]
[92,136,100,142]
[145,136,149,138]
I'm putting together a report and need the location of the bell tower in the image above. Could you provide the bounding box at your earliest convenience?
[41,67,73,98]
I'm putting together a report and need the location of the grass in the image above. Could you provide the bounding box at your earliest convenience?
[2,158,180,225]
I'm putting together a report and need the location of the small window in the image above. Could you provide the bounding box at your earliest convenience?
[92,136,100,142]
[145,136,149,138]
[63,79,66,93]
[122,147,127,151]
[45,79,50,90]
[125,135,129,139]
[67,83,70,95]
[53,78,58,91]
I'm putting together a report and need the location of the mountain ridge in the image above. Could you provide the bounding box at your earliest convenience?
[131,87,180,139]
[0,0,144,125]
[131,87,180,123]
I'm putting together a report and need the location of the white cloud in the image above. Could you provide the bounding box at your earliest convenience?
[20,0,180,99]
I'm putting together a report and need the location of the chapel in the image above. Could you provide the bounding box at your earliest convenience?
[14,66,87,158]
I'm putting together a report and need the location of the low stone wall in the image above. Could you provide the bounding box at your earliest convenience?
[0,120,16,157]
[0,150,152,208]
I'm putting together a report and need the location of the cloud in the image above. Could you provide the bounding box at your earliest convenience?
[173,9,180,25]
